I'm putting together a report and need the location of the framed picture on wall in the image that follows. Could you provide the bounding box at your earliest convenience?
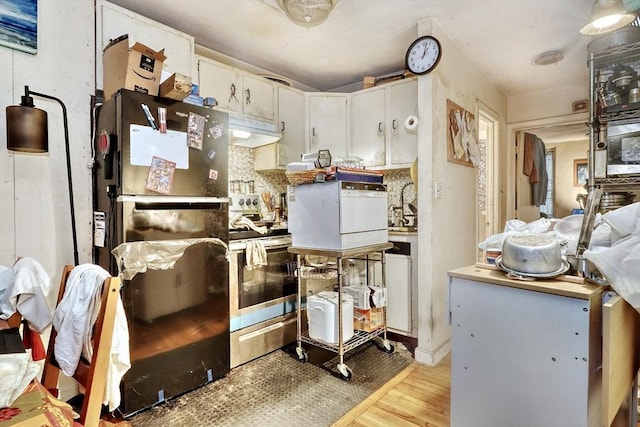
[0,0,38,54]
[446,99,478,167]
[574,158,588,187]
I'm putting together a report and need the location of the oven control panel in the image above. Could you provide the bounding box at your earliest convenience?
[229,193,261,214]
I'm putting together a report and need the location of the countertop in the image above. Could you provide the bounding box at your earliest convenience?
[448,264,604,300]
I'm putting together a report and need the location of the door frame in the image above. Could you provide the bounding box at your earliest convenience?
[506,112,588,219]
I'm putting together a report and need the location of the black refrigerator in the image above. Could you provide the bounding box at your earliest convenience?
[93,89,230,416]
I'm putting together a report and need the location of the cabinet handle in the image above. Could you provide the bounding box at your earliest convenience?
[312,127,316,137]
[392,119,397,130]
[229,83,239,103]
[245,88,251,104]
[281,121,286,132]
[378,122,383,133]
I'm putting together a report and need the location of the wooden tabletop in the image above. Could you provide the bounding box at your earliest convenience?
[448,264,605,300]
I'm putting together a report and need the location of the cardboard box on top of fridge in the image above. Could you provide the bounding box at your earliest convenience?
[159,72,192,101]
[103,34,166,101]
[343,285,387,309]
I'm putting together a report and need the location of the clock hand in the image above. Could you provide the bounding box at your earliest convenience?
[422,44,428,59]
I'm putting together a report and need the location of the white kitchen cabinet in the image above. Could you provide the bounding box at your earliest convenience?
[385,234,418,337]
[350,79,417,168]
[385,253,411,331]
[96,0,194,91]
[387,79,418,166]
[307,94,349,159]
[254,85,305,172]
[448,265,639,427]
[350,87,386,167]
[198,58,276,123]
[242,74,276,123]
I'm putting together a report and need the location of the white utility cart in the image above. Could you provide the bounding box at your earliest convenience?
[288,242,395,380]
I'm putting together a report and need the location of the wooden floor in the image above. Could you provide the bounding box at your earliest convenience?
[333,354,451,427]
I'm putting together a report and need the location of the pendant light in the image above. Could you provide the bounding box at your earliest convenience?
[580,0,637,36]
[277,0,337,27]
[5,85,79,265]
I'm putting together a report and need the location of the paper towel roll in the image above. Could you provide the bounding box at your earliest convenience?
[404,115,418,131]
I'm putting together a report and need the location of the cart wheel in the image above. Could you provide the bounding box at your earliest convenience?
[378,340,395,354]
[336,363,353,381]
[295,347,308,363]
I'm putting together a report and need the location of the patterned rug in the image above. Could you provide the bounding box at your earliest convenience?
[128,341,413,427]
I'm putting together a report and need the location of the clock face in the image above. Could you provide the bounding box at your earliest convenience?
[405,36,442,75]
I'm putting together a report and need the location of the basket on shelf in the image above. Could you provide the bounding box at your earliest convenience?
[285,169,327,185]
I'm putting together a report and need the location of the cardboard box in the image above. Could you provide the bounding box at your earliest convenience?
[354,307,384,332]
[103,34,166,100]
[159,72,192,100]
[343,285,387,309]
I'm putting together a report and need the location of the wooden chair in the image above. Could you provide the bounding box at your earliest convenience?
[41,265,122,427]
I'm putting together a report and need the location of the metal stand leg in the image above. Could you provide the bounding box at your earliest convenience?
[295,253,308,362]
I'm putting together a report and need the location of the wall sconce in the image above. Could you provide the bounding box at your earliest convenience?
[277,0,337,27]
[580,0,637,36]
[5,85,79,265]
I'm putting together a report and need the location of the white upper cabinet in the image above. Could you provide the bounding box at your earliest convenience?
[349,79,418,168]
[350,87,386,167]
[254,85,306,172]
[277,85,306,166]
[198,58,276,123]
[307,94,349,159]
[96,0,194,91]
[387,79,418,166]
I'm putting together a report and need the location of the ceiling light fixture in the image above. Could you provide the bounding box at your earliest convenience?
[533,50,564,66]
[277,0,337,27]
[580,0,637,36]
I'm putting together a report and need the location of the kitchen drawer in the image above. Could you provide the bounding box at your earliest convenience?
[230,312,297,368]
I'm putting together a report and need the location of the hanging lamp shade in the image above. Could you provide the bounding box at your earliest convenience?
[580,0,637,36]
[6,89,49,153]
[277,0,337,27]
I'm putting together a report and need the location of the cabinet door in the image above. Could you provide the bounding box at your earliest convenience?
[277,86,306,166]
[450,277,591,427]
[198,59,242,113]
[242,74,275,123]
[97,0,194,91]
[388,80,418,165]
[350,88,386,167]
[384,254,411,333]
[308,95,348,158]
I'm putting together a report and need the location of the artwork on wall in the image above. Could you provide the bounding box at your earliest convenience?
[447,99,479,168]
[574,158,588,187]
[0,0,37,54]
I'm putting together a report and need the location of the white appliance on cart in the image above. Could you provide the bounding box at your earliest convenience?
[287,181,388,250]
[287,180,394,380]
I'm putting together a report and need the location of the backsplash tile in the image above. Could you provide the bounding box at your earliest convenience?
[229,144,414,224]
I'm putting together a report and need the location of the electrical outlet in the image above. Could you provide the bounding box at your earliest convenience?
[434,182,443,199]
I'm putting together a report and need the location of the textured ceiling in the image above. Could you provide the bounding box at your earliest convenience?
[108,0,595,95]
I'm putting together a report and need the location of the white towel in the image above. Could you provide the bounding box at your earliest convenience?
[53,264,130,412]
[245,240,267,270]
[0,257,52,333]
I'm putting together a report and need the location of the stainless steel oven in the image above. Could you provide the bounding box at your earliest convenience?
[228,233,297,368]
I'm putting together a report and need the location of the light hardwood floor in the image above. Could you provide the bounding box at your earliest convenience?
[333,354,451,427]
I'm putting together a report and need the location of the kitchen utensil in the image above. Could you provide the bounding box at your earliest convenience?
[576,188,602,257]
[499,233,565,275]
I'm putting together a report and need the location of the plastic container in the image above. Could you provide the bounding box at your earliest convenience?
[307,291,354,344]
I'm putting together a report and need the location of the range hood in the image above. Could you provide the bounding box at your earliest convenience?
[228,115,281,148]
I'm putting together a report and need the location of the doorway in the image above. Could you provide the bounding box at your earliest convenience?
[477,103,500,261]
[507,113,589,221]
